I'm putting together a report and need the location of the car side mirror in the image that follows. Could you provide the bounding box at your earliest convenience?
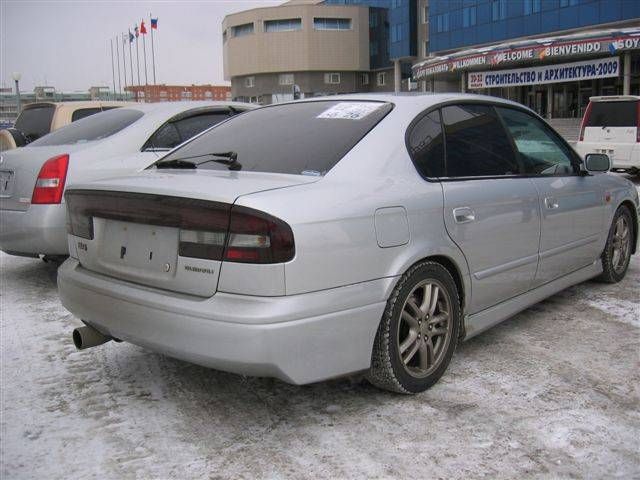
[584,153,610,173]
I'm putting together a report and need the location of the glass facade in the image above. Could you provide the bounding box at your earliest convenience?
[429,0,640,53]
[323,0,417,60]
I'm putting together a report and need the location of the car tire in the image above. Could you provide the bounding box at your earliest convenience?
[599,205,634,283]
[367,261,461,394]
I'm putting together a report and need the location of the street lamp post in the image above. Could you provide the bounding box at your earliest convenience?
[11,72,22,115]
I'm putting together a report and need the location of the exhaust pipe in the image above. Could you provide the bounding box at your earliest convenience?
[72,325,112,350]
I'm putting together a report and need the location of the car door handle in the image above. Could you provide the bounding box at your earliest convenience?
[544,197,559,209]
[453,207,475,224]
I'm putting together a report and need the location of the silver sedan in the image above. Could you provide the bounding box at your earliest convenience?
[0,101,254,259]
[57,94,639,393]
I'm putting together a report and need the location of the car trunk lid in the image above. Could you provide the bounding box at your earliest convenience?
[66,170,316,297]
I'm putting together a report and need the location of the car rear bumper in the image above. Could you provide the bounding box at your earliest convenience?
[0,204,68,256]
[58,258,393,385]
[575,142,639,170]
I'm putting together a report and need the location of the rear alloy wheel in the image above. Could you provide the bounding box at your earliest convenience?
[599,205,634,283]
[367,261,460,394]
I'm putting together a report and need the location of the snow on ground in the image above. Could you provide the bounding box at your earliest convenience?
[1,248,639,478]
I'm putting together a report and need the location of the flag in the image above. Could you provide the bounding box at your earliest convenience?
[123,32,127,45]
[151,18,158,29]
[134,25,139,38]
[140,20,147,35]
[129,31,134,43]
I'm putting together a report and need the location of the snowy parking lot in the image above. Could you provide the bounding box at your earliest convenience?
[1,192,639,479]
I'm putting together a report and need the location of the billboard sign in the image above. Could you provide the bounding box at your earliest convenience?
[467,57,620,89]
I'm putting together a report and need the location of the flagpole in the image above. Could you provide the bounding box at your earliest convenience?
[142,21,148,85]
[121,33,128,95]
[115,35,122,98]
[128,32,134,86]
[110,39,116,100]
[150,13,157,85]
[135,27,141,86]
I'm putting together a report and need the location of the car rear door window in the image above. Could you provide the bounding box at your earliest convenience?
[145,123,182,150]
[407,110,445,178]
[586,101,638,127]
[143,111,236,151]
[30,108,143,146]
[71,108,103,122]
[496,107,576,175]
[173,112,232,141]
[442,104,519,178]
[14,105,55,142]
[159,101,393,175]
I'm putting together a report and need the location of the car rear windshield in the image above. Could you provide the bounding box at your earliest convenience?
[14,104,55,142]
[30,108,144,146]
[586,101,638,127]
[159,100,393,175]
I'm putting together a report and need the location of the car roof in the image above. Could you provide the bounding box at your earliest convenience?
[120,101,254,115]
[275,92,536,117]
[589,95,640,102]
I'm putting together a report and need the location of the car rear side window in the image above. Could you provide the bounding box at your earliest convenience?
[160,101,393,175]
[30,108,143,146]
[442,104,519,178]
[14,105,55,142]
[407,110,445,178]
[586,101,638,127]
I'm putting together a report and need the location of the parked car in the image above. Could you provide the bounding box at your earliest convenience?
[0,101,131,151]
[0,101,254,259]
[57,94,639,394]
[575,95,640,174]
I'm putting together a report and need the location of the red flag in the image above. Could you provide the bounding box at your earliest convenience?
[140,20,147,34]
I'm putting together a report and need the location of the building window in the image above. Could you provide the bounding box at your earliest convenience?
[181,91,192,99]
[279,73,294,85]
[524,0,541,14]
[370,41,379,56]
[245,76,255,88]
[422,5,429,24]
[391,23,405,42]
[369,11,378,27]
[391,0,403,7]
[492,0,506,21]
[314,18,352,30]
[436,13,449,33]
[361,73,369,85]
[204,91,213,98]
[232,23,254,37]
[560,0,578,6]
[324,73,341,84]
[423,40,429,57]
[463,6,477,27]
[264,18,302,32]
[377,72,386,86]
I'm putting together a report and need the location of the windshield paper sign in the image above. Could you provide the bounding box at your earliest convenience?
[317,102,383,120]
[468,57,619,89]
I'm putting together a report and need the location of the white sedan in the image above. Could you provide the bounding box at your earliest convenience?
[0,101,254,259]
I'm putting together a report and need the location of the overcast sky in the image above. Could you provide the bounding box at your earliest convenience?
[1,0,282,92]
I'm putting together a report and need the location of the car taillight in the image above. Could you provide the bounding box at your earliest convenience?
[579,102,592,142]
[32,154,69,204]
[224,205,294,264]
[178,206,295,264]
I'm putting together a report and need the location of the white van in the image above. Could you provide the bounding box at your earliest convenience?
[575,96,639,174]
